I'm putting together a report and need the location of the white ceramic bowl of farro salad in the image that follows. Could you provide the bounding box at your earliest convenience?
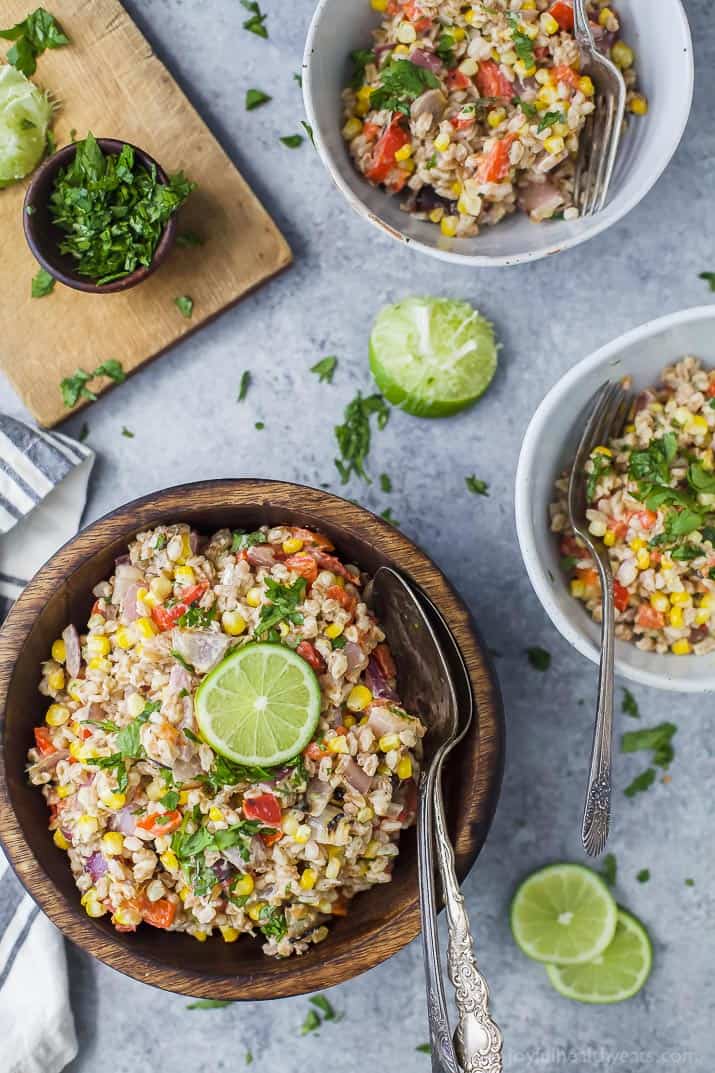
[302,0,692,266]
[515,306,715,692]
[0,480,502,998]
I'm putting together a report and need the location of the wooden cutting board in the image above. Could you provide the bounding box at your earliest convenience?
[0,0,292,428]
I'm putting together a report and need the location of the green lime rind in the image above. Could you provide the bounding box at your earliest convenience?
[194,642,321,767]
[510,863,618,966]
[545,908,653,1004]
[0,65,53,186]
[369,296,498,418]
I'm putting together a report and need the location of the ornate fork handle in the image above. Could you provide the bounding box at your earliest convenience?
[433,778,503,1073]
[581,553,615,856]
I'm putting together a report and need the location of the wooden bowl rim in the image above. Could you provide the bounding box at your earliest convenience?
[0,478,504,998]
[22,137,177,294]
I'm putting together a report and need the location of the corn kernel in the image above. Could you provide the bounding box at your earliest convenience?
[629,538,646,552]
[220,925,239,942]
[672,639,692,656]
[611,41,634,69]
[670,591,691,605]
[342,116,363,140]
[393,43,409,56]
[540,12,559,34]
[463,7,476,24]
[695,607,711,626]
[294,824,311,844]
[127,691,147,718]
[51,638,66,663]
[114,626,135,650]
[397,21,416,44]
[700,593,714,609]
[56,784,73,799]
[234,873,255,897]
[87,656,110,672]
[578,76,595,97]
[247,901,266,923]
[102,832,125,856]
[47,668,65,692]
[179,886,191,902]
[326,857,341,880]
[535,68,552,85]
[113,905,142,928]
[356,806,374,823]
[45,703,70,727]
[429,207,444,224]
[686,414,709,435]
[396,755,413,780]
[370,0,388,9]
[603,530,616,547]
[394,142,413,162]
[458,57,478,77]
[67,679,82,702]
[300,868,317,890]
[327,736,349,755]
[136,587,159,610]
[87,634,111,658]
[145,780,164,802]
[160,849,179,871]
[452,26,466,40]
[669,606,684,628]
[81,888,106,918]
[246,587,263,608]
[363,839,380,859]
[660,555,674,572]
[650,592,669,613]
[53,829,70,850]
[487,107,506,129]
[544,135,565,155]
[599,7,614,26]
[221,610,247,636]
[149,574,172,600]
[281,536,305,557]
[278,621,290,639]
[192,930,208,942]
[628,93,648,116]
[101,790,126,810]
[347,684,372,712]
[569,579,585,599]
[343,714,356,729]
[636,549,651,571]
[325,622,344,640]
[77,814,99,841]
[355,84,372,116]
[134,616,157,639]
[434,131,451,153]
[178,790,190,806]
[209,806,224,822]
[514,60,536,80]
[379,733,401,752]
[501,49,517,65]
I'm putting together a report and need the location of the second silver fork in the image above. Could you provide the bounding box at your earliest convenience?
[567,381,632,856]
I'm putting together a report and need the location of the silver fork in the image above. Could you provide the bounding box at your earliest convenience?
[567,381,632,856]
[572,0,626,216]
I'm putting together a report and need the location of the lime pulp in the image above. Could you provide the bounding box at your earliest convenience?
[545,908,653,1004]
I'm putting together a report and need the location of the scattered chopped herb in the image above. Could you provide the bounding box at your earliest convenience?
[538,109,565,133]
[586,450,613,501]
[258,904,287,941]
[255,421,265,430]
[624,768,656,798]
[293,71,302,87]
[685,877,695,887]
[526,646,550,671]
[183,727,202,744]
[513,96,537,120]
[636,868,650,883]
[31,266,54,298]
[699,272,715,292]
[245,88,271,110]
[154,533,168,550]
[0,7,69,77]
[187,999,234,1010]
[309,995,339,1021]
[370,59,440,116]
[49,134,194,285]
[81,718,119,732]
[177,604,215,629]
[380,507,399,526]
[621,722,677,769]
[121,426,134,438]
[600,853,617,888]
[349,48,375,90]
[310,355,337,383]
[506,13,535,69]
[46,128,55,155]
[465,475,489,496]
[628,433,677,491]
[380,473,392,493]
[416,1044,431,1055]
[257,576,306,635]
[238,370,251,401]
[280,134,303,148]
[160,789,180,810]
[622,688,639,719]
[60,359,125,408]
[203,754,274,794]
[301,120,315,146]
[671,544,702,561]
[300,1009,321,1035]
[435,32,455,66]
[231,529,267,552]
[425,153,437,169]
[78,422,89,443]
[331,635,347,650]
[175,295,193,318]
[241,0,268,38]
[176,230,203,248]
[560,555,578,572]
[245,1053,253,1066]
[334,392,390,483]
[172,649,193,671]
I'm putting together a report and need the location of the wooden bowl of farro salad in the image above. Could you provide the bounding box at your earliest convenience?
[302,0,692,266]
[516,306,715,693]
[0,480,503,999]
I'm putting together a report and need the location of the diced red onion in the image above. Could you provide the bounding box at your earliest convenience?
[212,858,235,882]
[28,748,68,775]
[306,778,332,816]
[114,554,131,566]
[409,48,442,73]
[340,757,373,796]
[171,629,230,673]
[85,850,107,881]
[112,563,143,605]
[518,181,564,220]
[365,655,399,701]
[62,624,81,678]
[111,806,136,835]
[247,544,276,568]
[120,581,143,623]
[344,641,364,674]
[367,704,410,738]
[168,663,192,696]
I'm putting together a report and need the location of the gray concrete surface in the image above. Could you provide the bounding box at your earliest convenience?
[1,0,713,1069]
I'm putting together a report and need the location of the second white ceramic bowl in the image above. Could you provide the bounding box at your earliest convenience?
[302,0,693,267]
[515,306,715,693]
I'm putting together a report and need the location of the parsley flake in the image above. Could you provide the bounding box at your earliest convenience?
[280,134,303,148]
[380,473,392,493]
[60,359,125,408]
[622,688,639,719]
[246,88,271,110]
[334,392,390,483]
[466,475,489,496]
[699,272,715,292]
[31,266,55,298]
[175,295,193,318]
[241,0,268,38]
[0,7,69,77]
[187,999,234,1010]
[300,1009,321,1035]
[238,370,251,401]
[370,59,440,116]
[636,868,650,883]
[310,355,337,383]
[526,646,550,671]
[121,426,134,438]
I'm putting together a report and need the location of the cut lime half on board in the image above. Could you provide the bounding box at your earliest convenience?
[194,643,321,767]
[510,863,618,965]
[546,908,653,1004]
[369,296,498,418]
[0,65,53,188]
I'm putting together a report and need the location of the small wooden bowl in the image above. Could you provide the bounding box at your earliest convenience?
[0,480,504,999]
[22,138,177,294]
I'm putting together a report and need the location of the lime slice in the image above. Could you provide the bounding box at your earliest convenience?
[510,863,618,965]
[546,908,653,1004]
[0,65,53,188]
[368,296,497,418]
[194,643,321,766]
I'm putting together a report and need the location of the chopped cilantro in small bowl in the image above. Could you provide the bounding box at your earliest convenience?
[22,133,194,293]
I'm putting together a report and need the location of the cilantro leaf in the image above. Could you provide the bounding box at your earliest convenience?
[699,272,715,292]
[187,999,234,1010]
[258,904,287,941]
[380,473,392,493]
[241,0,268,38]
[370,59,440,116]
[31,267,55,298]
[513,96,537,120]
[600,853,617,888]
[538,110,565,133]
[160,789,180,810]
[60,360,125,408]
[622,688,639,719]
[334,392,390,483]
[310,355,337,383]
[257,576,307,635]
[280,134,303,148]
[245,88,271,110]
[350,48,375,90]
[300,1009,321,1035]
[624,768,656,798]
[309,995,339,1021]
[177,604,215,629]
[121,426,134,438]
[380,507,399,526]
[435,33,455,66]
[0,7,69,76]
[230,530,266,552]
[636,868,651,883]
[301,121,315,146]
[526,646,550,671]
[466,475,489,496]
[238,370,251,401]
[506,13,535,69]
[621,722,677,769]
[175,295,193,318]
[416,1044,431,1055]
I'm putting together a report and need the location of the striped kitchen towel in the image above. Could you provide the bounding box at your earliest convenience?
[1,414,94,1073]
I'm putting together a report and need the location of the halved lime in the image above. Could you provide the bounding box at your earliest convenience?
[0,65,53,188]
[510,864,618,965]
[368,296,498,418]
[194,643,321,766]
[546,908,653,1004]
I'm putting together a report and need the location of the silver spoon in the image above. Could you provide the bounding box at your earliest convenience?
[367,566,502,1073]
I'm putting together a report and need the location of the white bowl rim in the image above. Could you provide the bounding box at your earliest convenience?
[515,305,715,693]
[302,0,694,267]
